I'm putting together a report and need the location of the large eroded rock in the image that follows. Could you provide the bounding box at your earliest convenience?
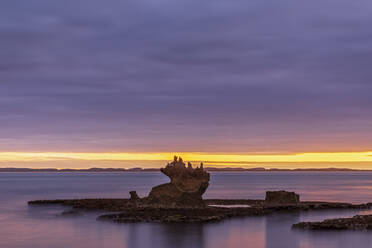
[145,156,210,208]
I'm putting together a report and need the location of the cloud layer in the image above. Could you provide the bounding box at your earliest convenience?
[1,0,372,153]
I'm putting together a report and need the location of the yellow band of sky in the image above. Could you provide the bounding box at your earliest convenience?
[0,151,372,163]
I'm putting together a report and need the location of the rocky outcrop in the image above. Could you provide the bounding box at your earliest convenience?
[264,190,300,207]
[293,215,372,230]
[142,156,210,208]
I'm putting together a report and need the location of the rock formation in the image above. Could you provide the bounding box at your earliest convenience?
[129,191,140,201]
[293,214,372,230]
[145,156,210,208]
[264,190,300,207]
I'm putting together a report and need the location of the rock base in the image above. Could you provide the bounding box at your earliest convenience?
[28,199,372,223]
[144,183,205,208]
[98,206,264,223]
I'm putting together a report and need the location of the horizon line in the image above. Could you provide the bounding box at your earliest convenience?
[0,151,372,163]
[1,166,371,172]
[0,151,372,169]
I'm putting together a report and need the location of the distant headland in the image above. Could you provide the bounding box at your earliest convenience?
[1,167,371,172]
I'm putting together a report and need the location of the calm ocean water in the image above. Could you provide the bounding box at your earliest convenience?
[1,171,372,248]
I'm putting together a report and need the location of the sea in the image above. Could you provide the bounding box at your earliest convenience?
[1,171,372,248]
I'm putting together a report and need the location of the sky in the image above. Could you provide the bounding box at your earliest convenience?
[1,0,372,168]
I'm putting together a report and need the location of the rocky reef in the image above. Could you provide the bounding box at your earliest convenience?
[27,156,372,224]
[28,198,372,223]
[293,214,372,230]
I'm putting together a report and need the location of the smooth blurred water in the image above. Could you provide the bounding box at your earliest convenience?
[1,172,372,248]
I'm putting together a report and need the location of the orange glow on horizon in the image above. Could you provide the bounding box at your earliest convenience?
[0,151,372,165]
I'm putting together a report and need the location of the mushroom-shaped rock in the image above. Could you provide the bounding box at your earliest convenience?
[145,157,210,208]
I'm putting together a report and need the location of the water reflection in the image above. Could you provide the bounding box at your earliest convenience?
[3,172,372,248]
[265,213,301,248]
[204,218,265,248]
[127,223,205,248]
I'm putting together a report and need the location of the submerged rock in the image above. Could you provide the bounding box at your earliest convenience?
[293,214,372,230]
[264,190,300,207]
[60,209,83,216]
[142,156,210,208]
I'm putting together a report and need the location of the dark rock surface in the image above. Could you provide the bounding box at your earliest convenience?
[29,199,131,211]
[28,198,372,223]
[98,206,265,223]
[293,214,372,230]
[143,156,210,208]
[265,190,300,207]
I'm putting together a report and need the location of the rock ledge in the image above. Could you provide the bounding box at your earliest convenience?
[293,214,372,230]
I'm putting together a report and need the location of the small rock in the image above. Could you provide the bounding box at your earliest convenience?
[130,191,140,201]
[264,190,300,207]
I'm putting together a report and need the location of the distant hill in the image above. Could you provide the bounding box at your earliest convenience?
[0,167,369,172]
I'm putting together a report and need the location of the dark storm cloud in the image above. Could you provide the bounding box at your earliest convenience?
[1,0,372,152]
